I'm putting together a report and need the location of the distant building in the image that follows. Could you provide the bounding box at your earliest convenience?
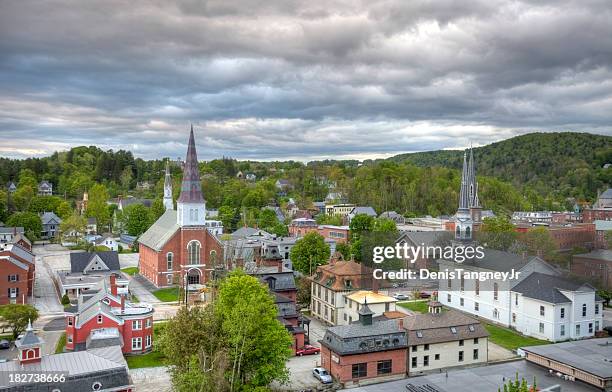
[37,180,52,196]
[65,275,154,355]
[58,251,128,297]
[6,181,16,194]
[342,290,397,326]
[245,173,256,181]
[583,188,612,223]
[0,243,35,305]
[288,218,349,244]
[0,321,134,391]
[94,235,119,251]
[0,226,25,244]
[379,211,406,224]
[572,249,612,289]
[325,204,357,218]
[40,211,62,239]
[275,179,292,192]
[512,211,553,224]
[595,219,612,249]
[346,206,377,224]
[312,201,326,215]
[263,205,285,222]
[86,217,97,235]
[514,223,596,251]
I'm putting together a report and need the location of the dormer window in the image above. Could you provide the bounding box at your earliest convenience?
[416,331,423,338]
[345,280,353,289]
[450,327,457,334]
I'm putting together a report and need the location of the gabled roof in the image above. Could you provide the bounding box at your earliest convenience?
[0,226,24,235]
[251,270,297,292]
[138,209,180,251]
[350,206,377,216]
[0,255,29,270]
[40,211,61,225]
[231,227,272,240]
[512,272,595,304]
[574,249,612,261]
[70,251,120,273]
[398,231,450,247]
[321,319,407,355]
[404,310,489,345]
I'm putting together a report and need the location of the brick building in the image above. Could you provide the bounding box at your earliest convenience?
[320,302,408,387]
[515,223,596,251]
[288,218,350,244]
[138,127,224,290]
[0,243,35,305]
[65,274,154,355]
[595,220,612,249]
[583,188,612,223]
[571,249,612,289]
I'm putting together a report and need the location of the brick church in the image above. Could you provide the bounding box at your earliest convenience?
[139,126,223,289]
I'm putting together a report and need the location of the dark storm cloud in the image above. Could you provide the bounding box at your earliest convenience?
[0,0,611,160]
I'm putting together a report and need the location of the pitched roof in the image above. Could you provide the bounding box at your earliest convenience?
[138,209,180,251]
[312,260,372,291]
[574,249,612,261]
[398,231,450,247]
[251,270,297,292]
[0,255,29,270]
[70,251,120,273]
[177,126,205,204]
[350,206,377,216]
[345,290,397,304]
[404,310,489,345]
[321,319,407,355]
[512,272,595,304]
[40,211,61,225]
[0,226,24,235]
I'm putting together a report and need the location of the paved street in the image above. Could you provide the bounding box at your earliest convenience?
[129,274,163,304]
[31,244,66,315]
[603,307,612,328]
[129,366,172,392]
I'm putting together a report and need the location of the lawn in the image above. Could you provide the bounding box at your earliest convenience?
[153,287,179,302]
[55,332,66,354]
[121,267,139,276]
[126,350,166,369]
[397,300,430,314]
[484,323,549,351]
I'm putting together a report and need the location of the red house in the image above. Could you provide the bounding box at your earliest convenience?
[65,274,154,355]
[0,243,35,305]
[138,127,223,290]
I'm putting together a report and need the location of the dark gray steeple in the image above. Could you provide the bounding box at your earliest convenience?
[358,298,374,326]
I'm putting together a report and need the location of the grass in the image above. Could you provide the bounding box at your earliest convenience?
[121,267,139,276]
[55,333,66,354]
[397,300,430,314]
[153,287,179,302]
[484,323,549,351]
[126,350,166,369]
[0,333,14,341]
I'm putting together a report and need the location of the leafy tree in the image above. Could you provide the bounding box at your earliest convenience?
[295,276,311,308]
[497,374,536,392]
[0,190,7,222]
[597,290,611,307]
[17,169,37,190]
[349,214,375,240]
[515,227,557,261]
[61,294,70,305]
[336,242,352,260]
[60,212,86,242]
[86,183,110,228]
[123,204,152,236]
[270,223,289,237]
[373,217,397,234]
[606,231,612,249]
[218,206,238,232]
[28,195,62,214]
[13,185,35,211]
[150,198,165,222]
[290,232,331,275]
[7,212,42,241]
[56,200,73,220]
[0,304,39,339]
[257,209,278,229]
[316,214,343,226]
[479,216,517,250]
[216,270,292,389]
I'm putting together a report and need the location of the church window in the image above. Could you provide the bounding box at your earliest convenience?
[188,241,201,265]
[167,252,173,270]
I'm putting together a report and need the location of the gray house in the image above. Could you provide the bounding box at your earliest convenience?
[40,211,62,239]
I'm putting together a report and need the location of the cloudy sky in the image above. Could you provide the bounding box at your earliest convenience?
[1,0,611,161]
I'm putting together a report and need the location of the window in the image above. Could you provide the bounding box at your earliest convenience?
[460,276,465,292]
[493,283,498,300]
[424,344,429,351]
[493,309,499,319]
[447,277,451,289]
[132,320,142,330]
[92,382,102,391]
[595,321,600,331]
[582,304,587,317]
[8,274,18,282]
[460,298,464,307]
[540,306,545,317]
[352,363,367,378]
[459,340,464,346]
[473,349,479,360]
[187,241,201,265]
[539,323,544,333]
[411,357,417,368]
[67,317,73,326]
[595,304,599,315]
[132,337,142,350]
[67,335,73,343]
[512,313,516,323]
[475,280,479,296]
[167,274,173,285]
[560,308,565,319]
[458,351,464,362]
[145,335,152,348]
[560,325,565,336]
[589,323,593,334]
[473,338,479,344]
[575,324,581,336]
[146,318,152,328]
[447,294,451,303]
[423,355,429,367]
[412,345,417,352]
[97,315,103,324]
[377,360,392,375]
[416,331,423,338]
[435,354,440,360]
[515,293,518,306]
[474,302,479,311]
[166,252,173,270]
[450,327,457,334]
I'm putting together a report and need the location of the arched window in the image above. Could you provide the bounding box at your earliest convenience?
[210,250,217,265]
[493,283,499,301]
[166,252,173,270]
[187,241,201,265]
[456,226,461,238]
[25,349,36,359]
[465,226,471,239]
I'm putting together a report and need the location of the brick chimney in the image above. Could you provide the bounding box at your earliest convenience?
[121,295,125,312]
[397,317,404,329]
[109,274,118,297]
[277,261,283,273]
[372,278,379,294]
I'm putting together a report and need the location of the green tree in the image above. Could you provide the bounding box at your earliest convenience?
[0,304,39,339]
[7,212,42,241]
[257,209,278,229]
[60,212,86,242]
[290,232,331,275]
[86,183,110,228]
[28,195,62,214]
[0,190,7,222]
[123,204,152,236]
[479,216,517,250]
[498,373,535,392]
[218,206,238,232]
[56,200,73,220]
[13,185,35,211]
[149,198,165,223]
[516,227,557,261]
[349,214,375,241]
[216,270,292,390]
[17,169,37,190]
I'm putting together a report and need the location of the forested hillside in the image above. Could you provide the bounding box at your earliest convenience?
[390,132,612,202]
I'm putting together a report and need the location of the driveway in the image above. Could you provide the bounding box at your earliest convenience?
[118,253,139,268]
[32,244,66,315]
[129,366,172,392]
[129,274,163,304]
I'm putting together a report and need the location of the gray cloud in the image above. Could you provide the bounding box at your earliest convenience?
[0,0,611,160]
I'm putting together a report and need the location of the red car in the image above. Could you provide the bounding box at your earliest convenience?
[297,345,320,356]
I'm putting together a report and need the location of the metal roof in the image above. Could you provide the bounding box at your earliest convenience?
[512,272,595,304]
[138,209,180,251]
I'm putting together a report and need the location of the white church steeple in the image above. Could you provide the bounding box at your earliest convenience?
[163,159,174,211]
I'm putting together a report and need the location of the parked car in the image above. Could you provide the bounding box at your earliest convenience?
[312,367,332,384]
[393,293,409,301]
[297,345,320,356]
[419,292,432,299]
[0,340,9,349]
[603,326,612,336]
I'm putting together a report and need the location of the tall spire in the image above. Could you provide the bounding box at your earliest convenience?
[177,125,204,204]
[163,159,174,211]
[467,145,480,208]
[458,151,470,211]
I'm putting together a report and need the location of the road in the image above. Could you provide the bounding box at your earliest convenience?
[31,244,66,315]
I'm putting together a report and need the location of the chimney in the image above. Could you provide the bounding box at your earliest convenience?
[398,317,404,329]
[372,278,379,294]
[121,295,125,312]
[110,274,117,297]
[522,251,527,260]
[277,261,283,273]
